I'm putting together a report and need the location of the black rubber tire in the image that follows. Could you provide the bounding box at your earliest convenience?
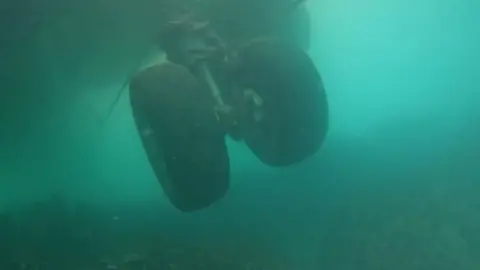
[129,62,230,212]
[233,38,328,167]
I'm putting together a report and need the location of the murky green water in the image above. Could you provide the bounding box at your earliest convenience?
[0,0,479,269]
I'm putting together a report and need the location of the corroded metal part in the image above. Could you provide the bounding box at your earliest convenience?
[157,14,226,69]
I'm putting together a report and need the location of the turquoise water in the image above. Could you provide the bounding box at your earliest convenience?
[0,0,479,269]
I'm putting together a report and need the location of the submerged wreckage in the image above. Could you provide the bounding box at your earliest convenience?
[129,0,328,212]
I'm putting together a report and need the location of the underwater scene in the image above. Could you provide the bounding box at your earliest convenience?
[0,0,479,269]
